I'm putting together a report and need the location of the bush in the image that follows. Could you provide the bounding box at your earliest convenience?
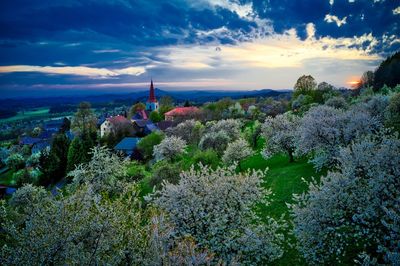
[262,112,299,163]
[26,153,41,167]
[192,149,220,169]
[199,131,230,155]
[325,96,348,109]
[149,161,183,189]
[385,93,400,132]
[149,111,162,123]
[291,94,313,112]
[137,132,164,160]
[14,168,41,186]
[153,136,187,162]
[126,161,147,182]
[6,153,25,171]
[166,120,204,145]
[297,105,381,170]
[222,138,253,169]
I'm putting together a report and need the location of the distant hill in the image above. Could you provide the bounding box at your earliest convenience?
[0,89,291,113]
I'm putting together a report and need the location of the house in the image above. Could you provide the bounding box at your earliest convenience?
[131,109,149,122]
[145,79,159,112]
[164,107,201,121]
[114,137,141,156]
[100,115,134,137]
[145,122,158,134]
[133,119,159,136]
[156,120,175,131]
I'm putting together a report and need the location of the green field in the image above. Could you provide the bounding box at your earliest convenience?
[242,152,324,265]
[136,141,323,264]
[0,108,50,123]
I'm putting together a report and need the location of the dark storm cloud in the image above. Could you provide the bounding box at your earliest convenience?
[251,0,399,43]
[0,0,255,45]
[0,0,398,97]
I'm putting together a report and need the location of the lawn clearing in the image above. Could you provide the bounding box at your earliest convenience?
[242,151,325,265]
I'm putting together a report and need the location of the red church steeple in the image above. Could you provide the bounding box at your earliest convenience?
[148,79,157,103]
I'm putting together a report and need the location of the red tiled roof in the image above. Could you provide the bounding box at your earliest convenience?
[107,115,130,125]
[164,107,200,116]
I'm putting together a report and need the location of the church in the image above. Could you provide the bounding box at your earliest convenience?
[146,79,158,111]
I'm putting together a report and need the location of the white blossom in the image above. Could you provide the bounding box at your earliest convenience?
[1,184,148,265]
[199,130,231,155]
[297,105,380,170]
[68,146,129,194]
[153,164,284,264]
[222,138,253,167]
[153,136,187,162]
[207,119,242,140]
[291,133,400,264]
[261,112,299,162]
[166,119,204,144]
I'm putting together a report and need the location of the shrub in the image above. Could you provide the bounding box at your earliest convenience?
[324,96,348,109]
[137,132,164,160]
[199,131,230,155]
[192,149,220,169]
[126,161,147,182]
[149,161,183,189]
[385,92,400,132]
[222,138,253,169]
[153,136,187,162]
[6,153,25,171]
[297,105,380,170]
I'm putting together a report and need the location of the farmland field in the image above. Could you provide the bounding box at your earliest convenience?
[0,108,50,123]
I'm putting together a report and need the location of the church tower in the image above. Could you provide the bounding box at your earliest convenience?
[146,79,159,112]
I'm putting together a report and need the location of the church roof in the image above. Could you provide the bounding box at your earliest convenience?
[147,79,157,103]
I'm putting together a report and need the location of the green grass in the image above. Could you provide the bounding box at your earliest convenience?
[134,129,325,264]
[0,108,50,123]
[0,170,16,186]
[126,162,154,198]
[241,150,325,265]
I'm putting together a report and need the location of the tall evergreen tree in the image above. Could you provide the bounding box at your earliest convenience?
[67,137,84,172]
[374,51,400,91]
[59,117,71,133]
[38,133,70,185]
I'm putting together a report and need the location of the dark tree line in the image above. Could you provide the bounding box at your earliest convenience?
[373,51,400,90]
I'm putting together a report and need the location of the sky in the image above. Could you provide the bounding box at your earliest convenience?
[0,0,399,98]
